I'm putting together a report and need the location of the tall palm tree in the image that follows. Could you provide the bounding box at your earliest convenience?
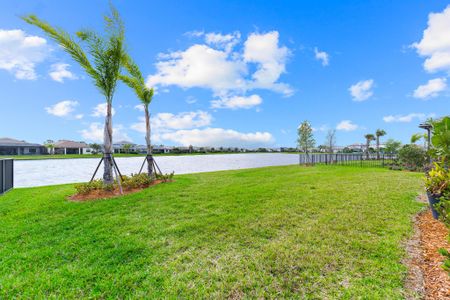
[364,134,375,159]
[22,6,126,184]
[119,55,155,177]
[375,129,386,159]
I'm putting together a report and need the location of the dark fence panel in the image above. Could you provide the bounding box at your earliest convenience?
[0,159,14,195]
[298,153,397,168]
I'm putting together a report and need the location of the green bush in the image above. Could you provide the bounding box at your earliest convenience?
[156,172,174,182]
[122,173,153,190]
[74,180,103,195]
[398,144,427,171]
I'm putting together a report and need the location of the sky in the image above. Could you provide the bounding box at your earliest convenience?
[0,0,449,148]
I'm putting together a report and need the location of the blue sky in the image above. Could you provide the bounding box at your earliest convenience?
[0,0,449,148]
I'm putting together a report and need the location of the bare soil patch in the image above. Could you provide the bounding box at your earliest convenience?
[68,180,166,201]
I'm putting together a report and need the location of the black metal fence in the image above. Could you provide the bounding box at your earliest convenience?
[298,153,397,168]
[0,159,13,195]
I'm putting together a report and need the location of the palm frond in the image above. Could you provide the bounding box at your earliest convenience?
[21,15,98,80]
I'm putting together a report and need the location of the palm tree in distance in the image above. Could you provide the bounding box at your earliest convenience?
[22,5,126,184]
[364,134,376,159]
[119,55,156,177]
[375,129,386,159]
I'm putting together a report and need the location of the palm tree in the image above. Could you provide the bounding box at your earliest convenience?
[375,129,386,159]
[22,5,126,184]
[119,55,155,177]
[364,134,375,159]
[43,140,55,155]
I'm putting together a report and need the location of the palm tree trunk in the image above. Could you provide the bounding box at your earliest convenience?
[366,140,370,159]
[376,136,380,160]
[145,105,154,178]
[103,100,114,184]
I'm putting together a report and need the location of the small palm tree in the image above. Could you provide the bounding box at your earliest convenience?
[23,5,126,184]
[364,134,376,159]
[119,55,155,177]
[43,140,55,155]
[375,129,386,159]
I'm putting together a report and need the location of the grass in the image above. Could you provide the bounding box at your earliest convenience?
[0,165,423,298]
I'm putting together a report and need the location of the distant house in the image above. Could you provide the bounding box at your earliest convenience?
[152,145,172,154]
[0,137,45,155]
[113,141,138,153]
[54,140,91,155]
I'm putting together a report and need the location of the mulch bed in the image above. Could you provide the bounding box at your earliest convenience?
[68,179,165,201]
[418,210,450,299]
[405,198,450,299]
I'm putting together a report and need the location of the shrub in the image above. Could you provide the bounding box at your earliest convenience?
[398,144,427,171]
[156,172,174,182]
[74,180,103,195]
[122,173,153,190]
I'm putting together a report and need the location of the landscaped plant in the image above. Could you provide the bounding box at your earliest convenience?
[423,116,450,274]
[297,120,315,163]
[430,116,450,162]
[156,172,175,182]
[74,172,166,196]
[425,162,450,196]
[384,139,402,154]
[22,5,127,185]
[119,55,155,177]
[375,129,386,159]
[398,144,427,171]
[364,133,375,159]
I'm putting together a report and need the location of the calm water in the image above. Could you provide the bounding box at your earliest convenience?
[14,153,299,187]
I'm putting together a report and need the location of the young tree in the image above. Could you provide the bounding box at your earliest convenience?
[123,144,132,154]
[375,129,386,159]
[297,121,315,162]
[43,140,55,155]
[23,5,126,185]
[384,139,402,154]
[325,129,336,153]
[90,143,101,155]
[364,134,376,159]
[119,55,155,177]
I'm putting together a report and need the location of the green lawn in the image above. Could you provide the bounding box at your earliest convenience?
[0,165,423,298]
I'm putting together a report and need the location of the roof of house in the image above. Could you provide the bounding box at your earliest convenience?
[113,141,137,147]
[55,140,89,148]
[0,137,42,147]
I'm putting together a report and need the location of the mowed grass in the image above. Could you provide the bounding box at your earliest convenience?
[0,165,423,298]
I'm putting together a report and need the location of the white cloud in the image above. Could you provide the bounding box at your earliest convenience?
[413,77,447,99]
[314,47,329,66]
[49,63,77,83]
[157,127,274,147]
[243,31,292,95]
[45,100,79,117]
[91,103,116,117]
[80,123,131,142]
[211,94,262,109]
[134,104,145,112]
[336,120,359,131]
[147,44,246,95]
[131,110,212,133]
[349,79,374,101]
[204,31,240,53]
[147,30,292,98]
[383,113,435,123]
[412,5,450,73]
[0,29,49,80]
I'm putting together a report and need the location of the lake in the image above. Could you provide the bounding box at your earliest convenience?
[14,153,299,187]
